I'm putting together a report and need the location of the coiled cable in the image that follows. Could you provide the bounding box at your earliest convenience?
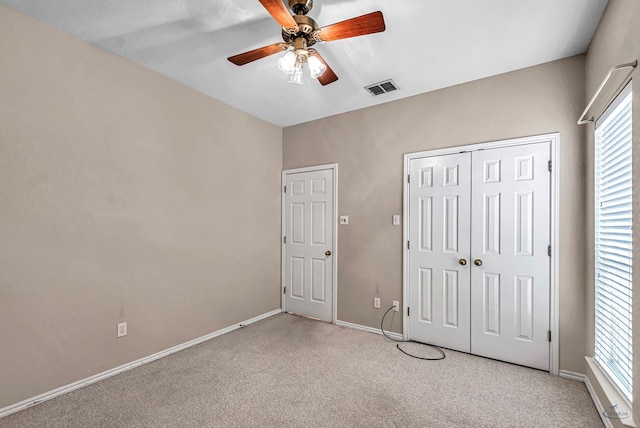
[380,305,446,360]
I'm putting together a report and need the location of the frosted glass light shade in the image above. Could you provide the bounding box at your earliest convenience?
[307,55,326,78]
[277,51,296,75]
[288,63,304,85]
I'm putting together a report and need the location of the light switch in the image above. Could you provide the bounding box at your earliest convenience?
[340,215,349,225]
[392,215,400,226]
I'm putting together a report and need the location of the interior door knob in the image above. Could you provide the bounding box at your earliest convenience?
[458,258,467,266]
[474,259,483,266]
[325,250,332,256]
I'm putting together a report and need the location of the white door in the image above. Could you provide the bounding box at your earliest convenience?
[408,142,551,370]
[283,168,334,322]
[470,142,550,370]
[408,153,472,352]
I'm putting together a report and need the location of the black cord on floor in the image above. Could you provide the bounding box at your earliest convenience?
[380,306,446,361]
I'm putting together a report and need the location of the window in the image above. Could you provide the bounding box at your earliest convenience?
[594,82,633,402]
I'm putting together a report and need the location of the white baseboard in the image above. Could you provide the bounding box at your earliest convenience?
[559,369,586,382]
[0,308,283,420]
[335,319,404,340]
[559,369,613,428]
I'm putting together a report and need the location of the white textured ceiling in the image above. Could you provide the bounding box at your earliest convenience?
[1,0,608,127]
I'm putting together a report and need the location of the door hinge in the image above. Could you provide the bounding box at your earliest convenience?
[407,307,410,316]
[407,174,410,183]
[548,160,552,172]
[283,286,286,295]
[547,330,551,342]
[407,241,410,250]
[284,185,286,193]
[548,245,551,257]
[283,236,287,244]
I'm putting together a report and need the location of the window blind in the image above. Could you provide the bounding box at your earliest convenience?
[594,83,633,402]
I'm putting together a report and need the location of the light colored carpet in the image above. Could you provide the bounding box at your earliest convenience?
[0,313,603,428]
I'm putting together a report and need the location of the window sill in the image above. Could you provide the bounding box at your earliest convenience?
[586,356,636,427]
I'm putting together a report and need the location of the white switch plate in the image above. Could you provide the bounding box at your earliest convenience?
[340,215,349,225]
[392,215,400,226]
[117,322,127,338]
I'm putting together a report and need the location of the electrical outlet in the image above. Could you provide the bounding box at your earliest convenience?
[117,322,127,338]
[339,215,349,225]
[374,297,381,309]
[392,300,400,312]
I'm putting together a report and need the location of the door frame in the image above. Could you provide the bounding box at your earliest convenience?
[402,133,560,375]
[281,163,338,324]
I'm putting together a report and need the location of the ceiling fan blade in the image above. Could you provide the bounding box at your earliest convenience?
[228,43,288,66]
[258,0,298,30]
[316,11,385,42]
[310,51,338,86]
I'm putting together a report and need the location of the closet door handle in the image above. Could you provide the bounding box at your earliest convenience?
[458,258,467,266]
[474,259,483,267]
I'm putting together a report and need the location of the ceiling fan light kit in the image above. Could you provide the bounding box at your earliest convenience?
[277,38,327,84]
[228,0,386,86]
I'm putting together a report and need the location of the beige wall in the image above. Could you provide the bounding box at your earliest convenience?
[0,6,282,408]
[584,0,640,423]
[284,56,587,373]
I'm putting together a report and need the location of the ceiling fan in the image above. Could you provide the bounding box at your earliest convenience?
[227,0,386,86]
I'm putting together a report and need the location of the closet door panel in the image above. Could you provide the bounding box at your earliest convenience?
[408,153,471,352]
[470,143,551,371]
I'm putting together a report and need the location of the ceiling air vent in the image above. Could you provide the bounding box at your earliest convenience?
[365,79,399,96]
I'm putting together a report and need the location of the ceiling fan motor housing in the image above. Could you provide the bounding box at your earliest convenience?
[289,0,313,15]
[282,15,319,47]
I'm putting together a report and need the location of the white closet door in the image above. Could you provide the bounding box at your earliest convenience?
[408,153,472,352]
[470,142,550,370]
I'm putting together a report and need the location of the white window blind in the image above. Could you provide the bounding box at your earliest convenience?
[594,82,633,402]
